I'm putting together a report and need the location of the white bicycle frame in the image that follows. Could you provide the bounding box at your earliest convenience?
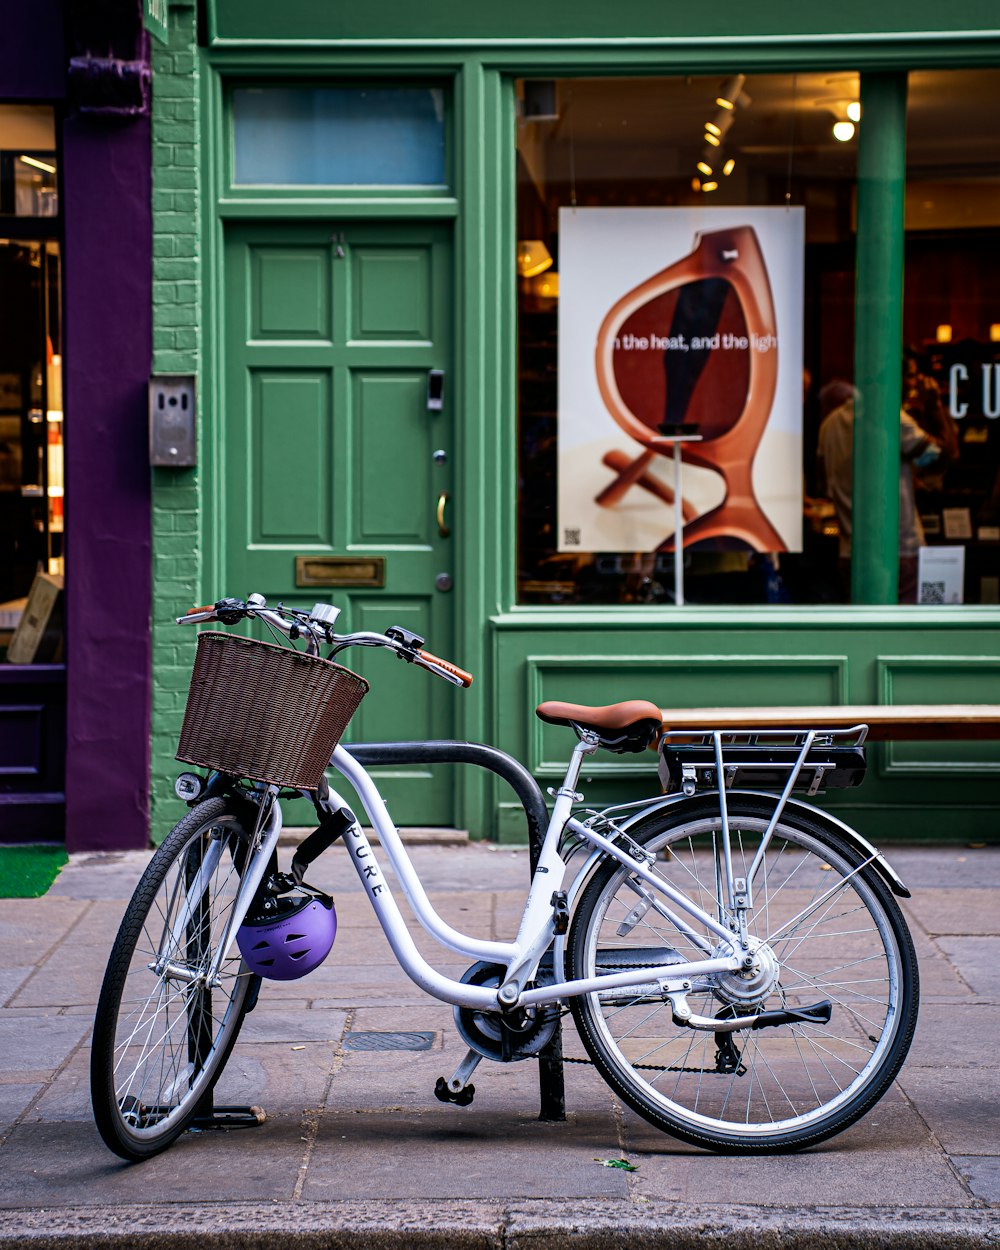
[304,736,746,1014]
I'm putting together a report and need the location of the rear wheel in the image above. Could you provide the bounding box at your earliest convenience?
[567,798,918,1152]
[90,798,260,1160]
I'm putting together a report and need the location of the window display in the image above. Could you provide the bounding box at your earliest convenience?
[516,73,856,606]
[516,70,1000,607]
[0,107,63,657]
[903,70,1000,606]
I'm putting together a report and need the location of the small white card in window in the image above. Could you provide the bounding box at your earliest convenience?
[942,507,973,540]
[918,546,965,604]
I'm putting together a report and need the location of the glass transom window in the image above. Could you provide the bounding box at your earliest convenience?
[232,86,446,187]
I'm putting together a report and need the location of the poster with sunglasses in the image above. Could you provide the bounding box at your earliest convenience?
[557,206,804,555]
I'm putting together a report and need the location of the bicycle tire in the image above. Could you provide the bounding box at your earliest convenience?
[567,797,918,1153]
[90,798,261,1160]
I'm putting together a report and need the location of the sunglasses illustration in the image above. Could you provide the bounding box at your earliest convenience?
[593,224,785,553]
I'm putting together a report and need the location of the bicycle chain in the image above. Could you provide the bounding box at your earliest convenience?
[560,1054,746,1077]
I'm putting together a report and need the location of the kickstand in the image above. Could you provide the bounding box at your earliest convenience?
[190,1090,266,1131]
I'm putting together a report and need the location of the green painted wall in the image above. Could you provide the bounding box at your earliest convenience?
[149,1,204,835]
[206,0,1000,43]
[146,1,1000,844]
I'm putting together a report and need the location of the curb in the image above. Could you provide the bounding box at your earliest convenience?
[1,1202,997,1250]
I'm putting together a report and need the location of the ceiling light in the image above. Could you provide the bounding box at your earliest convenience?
[701,181,719,192]
[697,161,713,176]
[19,155,56,174]
[990,324,1000,343]
[832,121,855,142]
[531,271,559,299]
[936,324,953,344]
[723,158,735,176]
[716,75,747,110]
[705,122,722,137]
[692,177,702,191]
[516,239,553,278]
[847,100,862,123]
[704,132,721,147]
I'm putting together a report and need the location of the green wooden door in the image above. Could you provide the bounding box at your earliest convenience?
[221,220,457,824]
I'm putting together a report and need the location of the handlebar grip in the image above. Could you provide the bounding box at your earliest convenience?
[185,606,215,616]
[417,649,474,688]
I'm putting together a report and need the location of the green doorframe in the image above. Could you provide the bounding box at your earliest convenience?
[146,10,1000,841]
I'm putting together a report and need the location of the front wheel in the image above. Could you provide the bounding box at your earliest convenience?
[567,798,919,1152]
[90,798,261,1160]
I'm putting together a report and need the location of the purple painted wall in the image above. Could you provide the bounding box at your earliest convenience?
[4,0,153,851]
[1,0,65,99]
[62,114,152,852]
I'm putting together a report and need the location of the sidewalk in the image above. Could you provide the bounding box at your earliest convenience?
[0,838,997,1249]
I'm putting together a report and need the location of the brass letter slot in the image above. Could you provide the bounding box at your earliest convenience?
[295,556,386,588]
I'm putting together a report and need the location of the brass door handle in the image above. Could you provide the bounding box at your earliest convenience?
[436,492,450,538]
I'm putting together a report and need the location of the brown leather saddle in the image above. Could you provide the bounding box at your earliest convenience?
[535,699,663,754]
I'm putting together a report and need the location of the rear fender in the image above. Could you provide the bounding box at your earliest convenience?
[629,791,911,897]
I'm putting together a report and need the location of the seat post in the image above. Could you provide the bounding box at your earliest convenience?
[558,733,600,800]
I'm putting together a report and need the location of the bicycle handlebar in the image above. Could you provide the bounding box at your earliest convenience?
[177,596,474,688]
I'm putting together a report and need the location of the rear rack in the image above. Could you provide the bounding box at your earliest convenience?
[658,724,868,798]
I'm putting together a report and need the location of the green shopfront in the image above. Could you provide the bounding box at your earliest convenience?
[148,1,1000,842]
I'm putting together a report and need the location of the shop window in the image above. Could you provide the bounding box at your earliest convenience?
[902,69,1000,606]
[0,106,63,662]
[515,74,861,606]
[0,104,58,217]
[232,86,447,187]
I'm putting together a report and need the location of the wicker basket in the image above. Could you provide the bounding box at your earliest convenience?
[176,631,369,790]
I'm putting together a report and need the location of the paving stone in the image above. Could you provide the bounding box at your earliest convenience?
[933,936,1000,998]
[238,1008,348,1044]
[0,899,86,943]
[6,946,108,1009]
[0,1015,90,1073]
[0,1120,300,1207]
[901,889,1000,937]
[47,853,153,901]
[212,1041,340,1113]
[952,1155,1000,1203]
[302,1108,628,1200]
[624,1089,970,1207]
[896,1066,1000,1154]
[906,1001,1000,1069]
[888,847,1000,890]
[0,968,33,1007]
[0,1083,40,1133]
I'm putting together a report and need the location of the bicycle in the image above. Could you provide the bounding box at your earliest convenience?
[90,593,919,1160]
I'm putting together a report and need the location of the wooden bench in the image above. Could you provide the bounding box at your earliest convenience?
[660,705,1000,741]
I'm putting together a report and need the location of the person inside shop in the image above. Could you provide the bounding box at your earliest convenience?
[817,379,943,603]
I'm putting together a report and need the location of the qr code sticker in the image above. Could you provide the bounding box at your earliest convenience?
[919,581,946,604]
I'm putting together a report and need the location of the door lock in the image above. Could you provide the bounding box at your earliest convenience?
[426,369,445,413]
[435,573,454,592]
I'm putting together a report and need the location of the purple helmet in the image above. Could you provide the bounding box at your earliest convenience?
[236,890,336,981]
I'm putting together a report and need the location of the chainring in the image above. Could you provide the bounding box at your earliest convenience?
[454,960,560,1061]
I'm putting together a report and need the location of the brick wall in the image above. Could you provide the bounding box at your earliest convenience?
[149,2,201,837]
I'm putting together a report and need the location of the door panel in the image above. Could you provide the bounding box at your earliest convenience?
[251,247,332,340]
[353,371,435,543]
[351,245,434,340]
[222,222,455,824]
[251,372,333,546]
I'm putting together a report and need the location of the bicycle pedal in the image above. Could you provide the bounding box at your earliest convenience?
[434,1076,475,1107]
